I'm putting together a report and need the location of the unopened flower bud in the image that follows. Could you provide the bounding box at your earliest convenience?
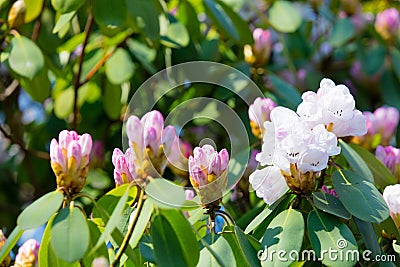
[375,8,400,41]
[14,239,39,267]
[50,130,92,195]
[248,97,277,138]
[244,28,272,66]
[112,148,136,186]
[321,185,338,197]
[8,0,26,29]
[383,184,400,231]
[376,146,400,182]
[189,145,229,206]
[92,256,109,267]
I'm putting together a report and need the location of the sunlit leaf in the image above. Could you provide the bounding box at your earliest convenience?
[0,226,23,263]
[329,18,355,47]
[312,192,351,220]
[268,1,302,33]
[105,48,135,84]
[24,0,44,23]
[17,190,64,230]
[146,179,186,209]
[51,0,86,14]
[129,199,153,248]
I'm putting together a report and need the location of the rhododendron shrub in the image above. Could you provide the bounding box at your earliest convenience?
[1,1,400,266]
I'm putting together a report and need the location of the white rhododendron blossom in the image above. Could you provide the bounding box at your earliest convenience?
[250,78,366,205]
[297,78,367,137]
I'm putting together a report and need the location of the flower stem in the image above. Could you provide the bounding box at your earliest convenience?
[111,187,145,267]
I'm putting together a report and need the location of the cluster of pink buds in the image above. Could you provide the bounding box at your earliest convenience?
[244,28,272,67]
[321,185,338,197]
[188,145,229,206]
[14,239,40,267]
[248,97,277,138]
[375,8,400,41]
[50,130,92,194]
[112,111,177,186]
[353,107,399,150]
[376,145,400,182]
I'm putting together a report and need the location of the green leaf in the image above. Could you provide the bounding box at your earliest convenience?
[339,140,373,183]
[129,199,153,248]
[332,170,389,224]
[17,190,64,230]
[151,214,188,267]
[159,209,199,266]
[222,226,251,267]
[269,73,301,110]
[245,199,282,234]
[160,17,190,48]
[126,0,160,42]
[268,1,302,33]
[19,66,51,102]
[360,45,386,76]
[203,0,253,45]
[198,235,234,267]
[50,207,90,263]
[0,225,23,263]
[234,226,261,267]
[39,214,79,267]
[93,0,127,31]
[307,210,358,267]
[329,18,355,48]
[393,240,400,254]
[92,184,137,226]
[53,11,76,34]
[349,144,397,188]
[103,82,122,119]
[374,216,400,241]
[146,178,186,209]
[92,185,130,252]
[312,192,351,220]
[353,218,381,258]
[261,207,304,267]
[51,0,86,13]
[177,0,201,42]
[105,48,135,84]
[391,48,400,81]
[24,0,44,23]
[83,221,109,267]
[54,87,74,119]
[126,39,157,74]
[381,70,400,110]
[9,35,44,80]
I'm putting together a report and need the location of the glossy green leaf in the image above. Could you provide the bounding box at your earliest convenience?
[92,185,130,252]
[354,218,381,257]
[360,45,386,75]
[39,214,79,267]
[126,38,157,74]
[53,11,75,34]
[24,0,44,23]
[177,0,201,42]
[51,0,86,14]
[339,140,373,183]
[19,66,51,102]
[93,0,127,30]
[203,0,253,45]
[381,70,400,110]
[312,192,351,220]
[391,48,400,81]
[126,0,160,42]
[83,221,109,267]
[92,184,137,226]
[222,226,251,267]
[349,143,396,188]
[50,207,90,263]
[103,82,122,119]
[234,226,260,267]
[374,216,400,241]
[329,18,355,48]
[9,35,44,80]
[105,48,135,84]
[17,190,64,230]
[129,199,153,248]
[268,1,302,33]
[332,170,389,223]
[0,225,23,263]
[146,178,186,209]
[160,18,190,48]
[151,214,188,267]
[261,207,304,267]
[269,73,301,110]
[308,210,358,267]
[198,236,234,267]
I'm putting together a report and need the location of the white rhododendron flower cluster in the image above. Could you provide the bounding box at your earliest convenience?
[250,78,367,205]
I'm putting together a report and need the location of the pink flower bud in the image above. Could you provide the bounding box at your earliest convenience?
[112,148,136,186]
[50,130,92,194]
[248,97,277,138]
[375,146,400,175]
[141,110,164,141]
[191,166,208,186]
[126,116,144,148]
[144,127,158,152]
[321,185,338,197]
[253,28,272,65]
[219,149,229,171]
[14,239,39,267]
[92,256,109,267]
[374,107,399,141]
[375,8,400,41]
[161,126,177,156]
[209,153,221,176]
